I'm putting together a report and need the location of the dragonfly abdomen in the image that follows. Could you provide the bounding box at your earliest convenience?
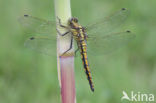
[79,41,94,92]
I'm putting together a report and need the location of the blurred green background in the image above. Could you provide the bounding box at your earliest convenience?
[0,0,156,103]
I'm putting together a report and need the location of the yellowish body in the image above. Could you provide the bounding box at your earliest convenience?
[68,18,94,92]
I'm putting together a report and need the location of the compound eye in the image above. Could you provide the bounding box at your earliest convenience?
[74,18,78,22]
[82,27,86,32]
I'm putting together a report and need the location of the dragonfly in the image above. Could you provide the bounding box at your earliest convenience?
[19,8,135,92]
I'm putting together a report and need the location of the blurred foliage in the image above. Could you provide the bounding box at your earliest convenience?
[0,0,156,103]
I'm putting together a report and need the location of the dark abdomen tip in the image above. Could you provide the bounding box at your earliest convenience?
[91,87,94,92]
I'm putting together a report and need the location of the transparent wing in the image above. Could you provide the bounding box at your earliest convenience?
[18,15,56,35]
[87,30,135,55]
[24,36,56,55]
[19,15,57,55]
[86,8,129,36]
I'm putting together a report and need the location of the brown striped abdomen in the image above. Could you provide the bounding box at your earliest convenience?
[79,40,94,92]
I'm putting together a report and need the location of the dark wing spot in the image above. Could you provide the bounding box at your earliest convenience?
[126,30,131,33]
[24,14,29,17]
[122,8,126,10]
[30,37,35,40]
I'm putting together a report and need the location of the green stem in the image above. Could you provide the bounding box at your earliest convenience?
[54,0,76,103]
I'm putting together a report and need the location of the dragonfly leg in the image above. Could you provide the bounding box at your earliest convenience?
[61,36,73,56]
[74,47,79,57]
[75,42,80,57]
[84,33,88,40]
[57,16,68,28]
[56,28,70,36]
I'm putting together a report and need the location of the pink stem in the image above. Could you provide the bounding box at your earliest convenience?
[60,56,76,103]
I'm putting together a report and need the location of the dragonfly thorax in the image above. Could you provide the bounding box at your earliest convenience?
[69,17,87,41]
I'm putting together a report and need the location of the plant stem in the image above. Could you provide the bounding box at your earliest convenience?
[54,0,76,103]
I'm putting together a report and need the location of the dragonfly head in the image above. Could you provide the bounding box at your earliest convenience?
[70,17,78,23]
[68,17,79,28]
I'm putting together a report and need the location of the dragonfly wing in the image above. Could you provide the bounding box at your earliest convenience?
[19,15,56,35]
[87,30,135,55]
[24,36,56,56]
[86,8,129,36]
